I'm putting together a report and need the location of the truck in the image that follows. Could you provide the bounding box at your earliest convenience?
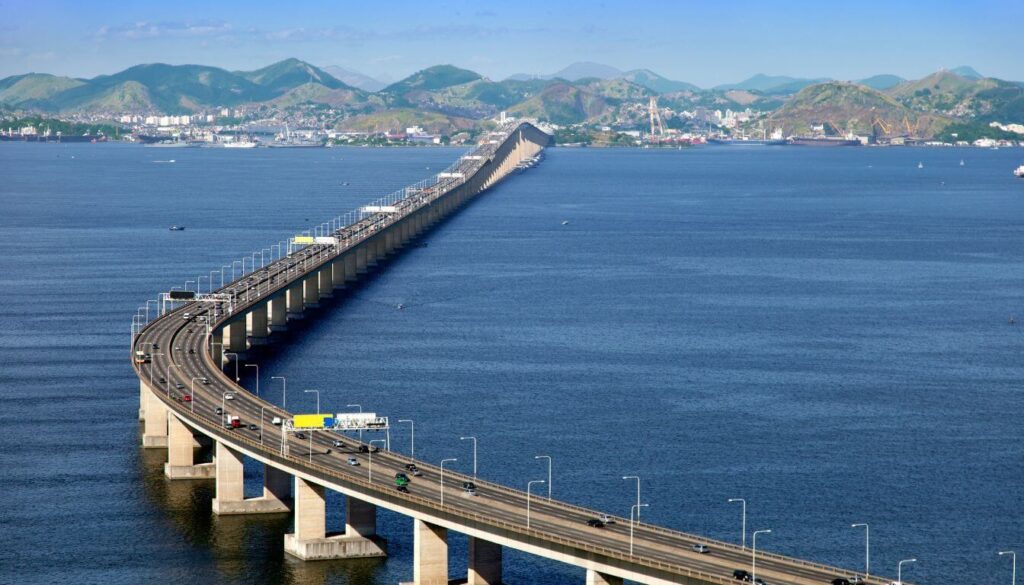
[224,415,241,429]
[134,350,151,364]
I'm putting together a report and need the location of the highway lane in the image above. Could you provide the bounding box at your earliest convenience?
[135,126,882,585]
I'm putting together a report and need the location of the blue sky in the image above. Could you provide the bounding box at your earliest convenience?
[3,0,1022,86]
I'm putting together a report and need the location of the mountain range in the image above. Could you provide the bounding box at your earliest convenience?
[2,59,1022,139]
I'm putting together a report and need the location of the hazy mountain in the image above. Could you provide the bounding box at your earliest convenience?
[382,65,484,95]
[716,74,831,94]
[507,61,624,82]
[858,74,905,90]
[507,81,614,125]
[890,70,1024,123]
[323,65,387,92]
[621,69,700,93]
[950,66,983,79]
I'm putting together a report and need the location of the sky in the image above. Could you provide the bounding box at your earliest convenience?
[2,0,1023,86]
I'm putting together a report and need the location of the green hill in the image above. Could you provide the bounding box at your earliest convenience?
[238,58,353,94]
[769,81,948,137]
[0,74,86,109]
[888,70,1023,122]
[622,69,700,94]
[382,65,484,96]
[507,82,613,125]
[336,108,478,135]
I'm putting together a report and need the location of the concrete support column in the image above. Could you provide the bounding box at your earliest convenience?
[165,414,214,478]
[366,237,379,267]
[227,319,246,353]
[139,379,147,421]
[586,570,623,585]
[318,263,334,297]
[413,519,448,585]
[467,537,502,585]
[331,258,345,289]
[270,295,287,332]
[345,497,377,538]
[212,329,224,368]
[284,478,386,560]
[385,230,395,254]
[303,273,320,307]
[141,382,168,448]
[248,303,269,345]
[212,442,291,515]
[287,282,304,317]
[344,253,357,282]
[356,245,368,274]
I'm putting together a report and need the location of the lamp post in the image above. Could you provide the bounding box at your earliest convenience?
[221,391,231,425]
[189,377,201,412]
[148,352,164,386]
[630,503,649,556]
[535,455,552,500]
[224,352,240,382]
[852,523,869,578]
[623,475,641,521]
[752,529,772,585]
[166,363,181,396]
[460,436,477,479]
[527,480,546,529]
[368,439,387,482]
[244,363,259,396]
[398,419,415,460]
[729,498,747,550]
[999,551,1016,585]
[271,376,286,410]
[898,558,916,585]
[259,405,265,445]
[304,389,320,414]
[440,458,457,507]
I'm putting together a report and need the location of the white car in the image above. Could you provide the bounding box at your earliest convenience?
[347,457,360,466]
[691,543,710,554]
[599,514,616,525]
[271,417,282,426]
[224,393,235,400]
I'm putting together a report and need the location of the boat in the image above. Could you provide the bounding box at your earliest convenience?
[960,160,965,166]
[169,225,186,231]
[145,140,192,148]
[1014,164,1024,178]
[223,140,258,148]
[918,162,924,169]
[789,137,860,147]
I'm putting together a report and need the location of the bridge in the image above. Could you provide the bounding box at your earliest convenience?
[132,123,885,585]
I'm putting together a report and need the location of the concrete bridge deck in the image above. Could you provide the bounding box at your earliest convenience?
[132,123,888,585]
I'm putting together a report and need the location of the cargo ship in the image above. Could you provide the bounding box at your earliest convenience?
[789,136,860,147]
[708,128,787,146]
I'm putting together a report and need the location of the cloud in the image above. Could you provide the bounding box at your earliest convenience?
[97,20,234,40]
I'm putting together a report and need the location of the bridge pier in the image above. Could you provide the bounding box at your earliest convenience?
[284,477,386,560]
[226,318,247,353]
[164,414,214,478]
[318,265,334,298]
[331,258,346,289]
[356,245,368,274]
[344,253,357,282]
[211,441,290,515]
[287,282,304,318]
[303,273,320,308]
[586,570,623,585]
[247,303,270,345]
[366,237,380,268]
[141,383,168,448]
[467,537,502,585]
[211,329,224,367]
[412,519,448,585]
[270,295,288,332]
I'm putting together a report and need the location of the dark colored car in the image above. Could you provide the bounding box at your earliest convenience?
[462,481,477,491]
[734,570,752,582]
[215,407,223,415]
[296,432,306,440]
[396,485,409,493]
[248,424,257,430]
[832,579,851,585]
[586,519,605,528]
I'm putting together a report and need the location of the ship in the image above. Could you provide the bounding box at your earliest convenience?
[708,128,787,146]
[222,139,258,148]
[789,136,860,147]
[1014,164,1024,178]
[169,225,186,231]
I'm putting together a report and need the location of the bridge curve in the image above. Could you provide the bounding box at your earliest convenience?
[132,123,882,585]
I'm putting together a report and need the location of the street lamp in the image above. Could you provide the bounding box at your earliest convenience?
[630,503,649,556]
[852,523,870,578]
[221,391,231,425]
[460,436,477,479]
[898,558,916,585]
[527,479,546,529]
[271,376,286,410]
[729,498,747,550]
[368,439,387,482]
[399,419,415,460]
[440,458,457,507]
[224,352,240,382]
[304,389,320,414]
[999,551,1016,585]
[535,455,552,500]
[623,476,641,521]
[752,529,772,585]
[244,363,259,396]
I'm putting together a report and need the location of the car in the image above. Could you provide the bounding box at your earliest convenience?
[224,393,234,400]
[248,424,257,431]
[199,377,210,385]
[174,382,185,390]
[586,519,605,528]
[182,395,192,402]
[188,348,195,355]
[152,343,159,349]
[406,464,423,476]
[754,579,766,585]
[159,377,167,384]
[215,407,223,415]
[832,579,852,585]
[396,472,410,483]
[295,432,306,440]
[358,445,369,453]
[271,417,282,426]
[462,481,477,491]
[734,570,752,582]
[396,485,409,493]
[332,440,343,448]
[691,543,710,554]
[848,578,864,585]
[599,514,616,525]
[347,457,360,466]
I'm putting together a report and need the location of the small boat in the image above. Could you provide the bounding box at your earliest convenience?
[917,162,924,169]
[169,225,186,231]
[959,160,965,166]
[1014,164,1024,178]
[561,220,570,226]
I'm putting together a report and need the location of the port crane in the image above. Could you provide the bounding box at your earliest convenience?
[648,96,665,141]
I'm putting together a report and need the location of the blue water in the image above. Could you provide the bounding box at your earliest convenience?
[0,143,1021,585]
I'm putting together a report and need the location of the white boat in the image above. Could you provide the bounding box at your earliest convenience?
[1014,164,1024,178]
[223,140,257,148]
[917,162,924,169]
